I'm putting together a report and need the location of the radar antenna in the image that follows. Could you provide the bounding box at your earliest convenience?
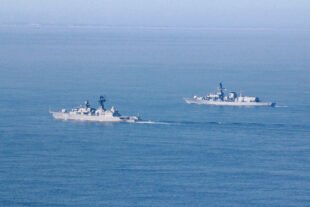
[218,82,226,91]
[218,82,225,101]
[98,95,106,110]
[84,100,90,108]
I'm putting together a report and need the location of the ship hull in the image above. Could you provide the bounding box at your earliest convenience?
[184,98,275,107]
[50,112,138,123]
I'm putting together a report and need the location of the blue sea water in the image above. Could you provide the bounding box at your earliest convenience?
[0,27,310,207]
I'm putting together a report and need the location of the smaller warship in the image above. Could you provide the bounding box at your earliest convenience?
[50,96,140,123]
[185,83,275,107]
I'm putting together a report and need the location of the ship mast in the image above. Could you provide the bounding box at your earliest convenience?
[84,100,90,108]
[98,96,106,110]
[218,82,225,101]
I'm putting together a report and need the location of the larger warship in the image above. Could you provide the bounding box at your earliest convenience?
[50,96,140,123]
[185,83,275,106]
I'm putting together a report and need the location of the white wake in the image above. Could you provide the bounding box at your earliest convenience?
[136,121,171,125]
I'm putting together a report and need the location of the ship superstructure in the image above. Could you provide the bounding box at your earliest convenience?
[185,83,275,106]
[50,96,140,122]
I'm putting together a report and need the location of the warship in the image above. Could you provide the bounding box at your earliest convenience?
[50,96,140,123]
[185,83,275,106]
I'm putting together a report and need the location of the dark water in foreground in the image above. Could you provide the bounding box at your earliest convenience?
[0,27,310,206]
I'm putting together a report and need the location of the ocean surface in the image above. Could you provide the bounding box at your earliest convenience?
[0,26,310,207]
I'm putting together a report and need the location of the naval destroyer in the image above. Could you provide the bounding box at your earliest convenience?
[185,83,275,106]
[50,96,140,123]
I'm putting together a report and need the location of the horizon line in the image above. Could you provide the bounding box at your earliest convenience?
[0,23,309,32]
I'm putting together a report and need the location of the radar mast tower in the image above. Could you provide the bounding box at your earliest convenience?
[98,96,106,110]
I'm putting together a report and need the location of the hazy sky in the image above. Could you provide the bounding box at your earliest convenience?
[0,0,309,28]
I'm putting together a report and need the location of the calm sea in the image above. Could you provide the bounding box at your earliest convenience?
[0,27,310,207]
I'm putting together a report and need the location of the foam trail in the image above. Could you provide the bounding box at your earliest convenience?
[136,121,171,125]
[275,105,288,108]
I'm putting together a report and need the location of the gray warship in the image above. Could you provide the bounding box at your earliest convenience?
[50,96,140,123]
[185,83,275,107]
